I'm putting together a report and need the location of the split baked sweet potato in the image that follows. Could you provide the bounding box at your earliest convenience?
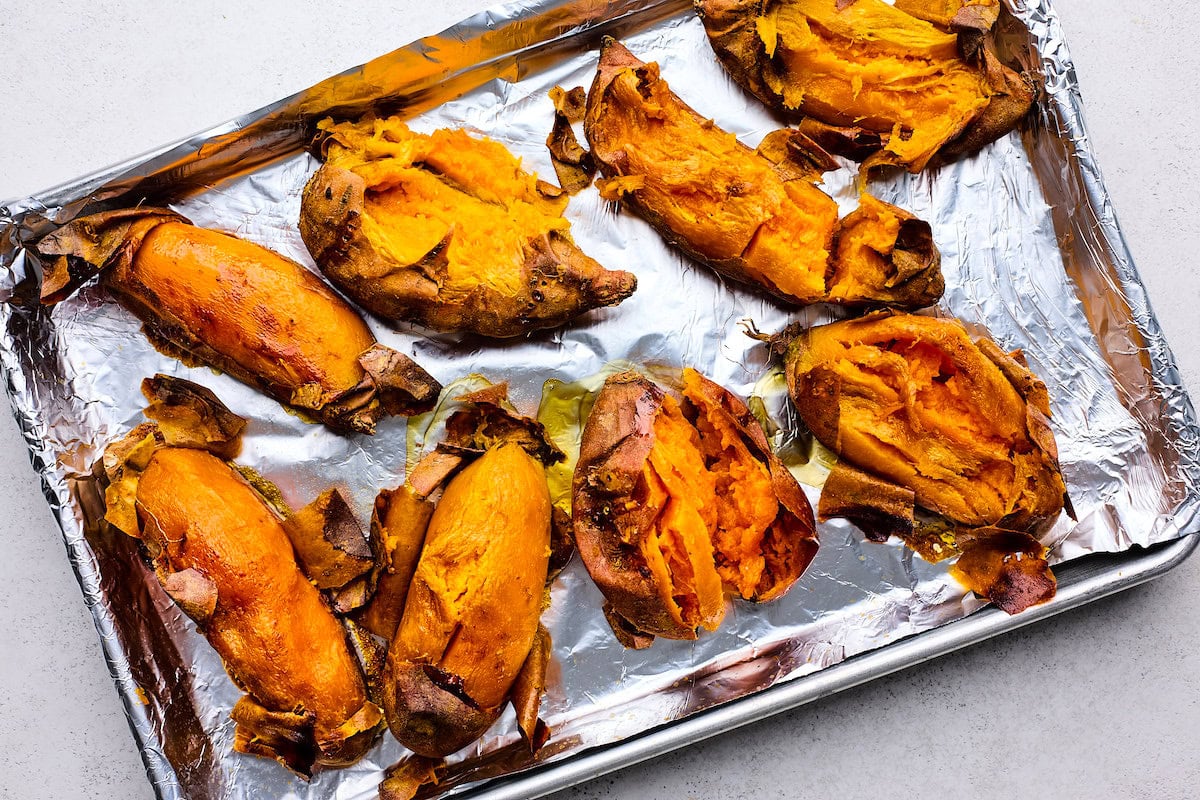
[101,376,383,776]
[33,209,440,433]
[299,117,637,338]
[780,311,1068,612]
[368,387,563,760]
[696,0,1034,172]
[584,39,942,309]
[572,368,818,647]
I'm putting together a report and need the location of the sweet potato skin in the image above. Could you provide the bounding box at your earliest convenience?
[380,441,552,757]
[135,447,378,770]
[583,39,941,309]
[784,312,1067,530]
[300,119,636,338]
[34,209,440,433]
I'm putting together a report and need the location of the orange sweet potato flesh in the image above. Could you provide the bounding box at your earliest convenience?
[696,0,1032,172]
[784,312,1067,530]
[354,485,434,641]
[573,370,818,647]
[584,39,942,309]
[300,117,637,338]
[641,393,727,634]
[33,209,440,433]
[681,368,819,602]
[381,441,551,757]
[135,447,380,774]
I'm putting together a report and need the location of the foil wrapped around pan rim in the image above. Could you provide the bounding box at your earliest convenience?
[1,0,1198,798]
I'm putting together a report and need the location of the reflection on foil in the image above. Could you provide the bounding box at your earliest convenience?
[1,0,1198,798]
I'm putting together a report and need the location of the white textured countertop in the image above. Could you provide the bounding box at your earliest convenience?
[1,2,1197,798]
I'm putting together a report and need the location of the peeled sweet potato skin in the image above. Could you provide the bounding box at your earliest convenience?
[784,312,1067,530]
[135,447,378,769]
[584,39,942,309]
[695,0,1033,172]
[950,527,1057,614]
[381,441,551,758]
[34,209,440,433]
[829,195,944,308]
[300,118,636,338]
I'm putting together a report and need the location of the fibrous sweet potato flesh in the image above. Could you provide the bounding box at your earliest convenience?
[696,0,1033,172]
[584,40,942,309]
[381,441,552,757]
[300,117,636,338]
[640,394,726,634]
[785,312,1066,529]
[34,209,440,433]
[135,447,381,774]
[573,369,818,646]
[683,369,817,602]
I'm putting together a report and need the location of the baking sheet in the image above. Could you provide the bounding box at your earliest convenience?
[2,0,1199,798]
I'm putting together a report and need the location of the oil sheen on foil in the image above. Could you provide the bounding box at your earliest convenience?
[1,0,1198,798]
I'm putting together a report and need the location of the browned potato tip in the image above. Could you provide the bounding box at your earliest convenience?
[584,39,943,309]
[695,0,1034,172]
[299,116,637,338]
[781,311,1069,613]
[572,368,818,647]
[33,208,440,433]
[100,377,383,776]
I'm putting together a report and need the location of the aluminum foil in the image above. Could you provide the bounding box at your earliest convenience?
[2,0,1198,798]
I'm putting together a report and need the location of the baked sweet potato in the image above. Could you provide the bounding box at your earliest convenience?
[584,39,942,309]
[368,387,562,760]
[696,0,1034,172]
[102,376,382,776]
[572,368,818,647]
[780,311,1068,612]
[299,117,637,338]
[33,209,440,433]
[380,443,552,757]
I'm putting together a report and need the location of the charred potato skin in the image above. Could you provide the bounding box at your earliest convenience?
[134,446,381,774]
[33,209,440,433]
[783,311,1067,531]
[571,372,698,641]
[380,441,552,758]
[299,123,636,339]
